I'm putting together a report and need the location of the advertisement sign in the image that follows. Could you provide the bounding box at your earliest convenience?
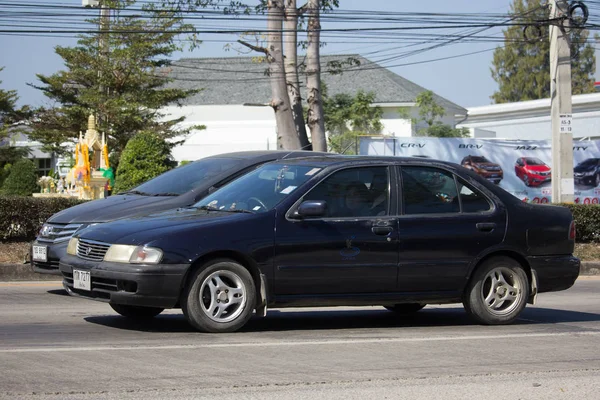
[360,137,600,203]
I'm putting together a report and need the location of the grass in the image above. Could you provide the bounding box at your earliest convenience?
[1,241,599,264]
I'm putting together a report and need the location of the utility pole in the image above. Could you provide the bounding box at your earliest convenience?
[98,2,110,128]
[549,0,574,204]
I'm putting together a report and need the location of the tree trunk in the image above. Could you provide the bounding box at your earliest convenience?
[267,0,301,150]
[305,0,327,152]
[284,0,311,150]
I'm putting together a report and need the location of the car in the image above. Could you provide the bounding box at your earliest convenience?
[59,156,580,333]
[31,150,327,275]
[515,157,552,187]
[460,155,503,184]
[574,158,600,187]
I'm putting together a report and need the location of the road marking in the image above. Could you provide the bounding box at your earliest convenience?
[0,281,62,287]
[1,331,599,353]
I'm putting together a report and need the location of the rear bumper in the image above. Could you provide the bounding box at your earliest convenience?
[528,255,580,293]
[59,254,189,309]
[30,240,67,276]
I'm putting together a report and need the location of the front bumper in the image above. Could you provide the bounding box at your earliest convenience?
[527,174,551,186]
[59,254,190,309]
[574,175,595,185]
[528,255,580,293]
[30,240,68,276]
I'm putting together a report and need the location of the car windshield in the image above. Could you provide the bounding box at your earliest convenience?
[124,157,241,196]
[471,156,489,163]
[193,163,321,213]
[525,158,545,166]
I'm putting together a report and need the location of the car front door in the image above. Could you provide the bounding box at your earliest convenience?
[396,165,507,294]
[273,166,399,296]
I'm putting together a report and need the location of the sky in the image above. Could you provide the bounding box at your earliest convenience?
[1,0,598,109]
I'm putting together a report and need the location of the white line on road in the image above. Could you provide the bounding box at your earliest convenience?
[1,331,599,353]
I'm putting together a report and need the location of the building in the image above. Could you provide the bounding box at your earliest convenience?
[0,131,59,177]
[163,55,466,161]
[457,92,600,141]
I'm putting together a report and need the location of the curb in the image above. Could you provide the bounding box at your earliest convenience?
[1,261,599,282]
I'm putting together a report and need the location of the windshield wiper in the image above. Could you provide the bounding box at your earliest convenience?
[152,192,180,197]
[121,190,151,196]
[193,205,255,214]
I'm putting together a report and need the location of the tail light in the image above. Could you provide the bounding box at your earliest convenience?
[569,221,576,241]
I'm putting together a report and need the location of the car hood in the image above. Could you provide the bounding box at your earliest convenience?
[76,208,248,244]
[48,194,193,224]
[525,165,551,172]
[475,162,501,168]
[574,164,596,173]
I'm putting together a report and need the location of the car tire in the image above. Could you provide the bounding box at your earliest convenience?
[384,303,426,315]
[463,256,529,325]
[595,173,600,187]
[109,304,164,319]
[182,259,256,333]
[523,175,530,186]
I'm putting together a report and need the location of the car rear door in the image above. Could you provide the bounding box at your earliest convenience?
[396,165,507,293]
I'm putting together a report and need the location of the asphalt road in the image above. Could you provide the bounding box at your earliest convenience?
[1,279,599,399]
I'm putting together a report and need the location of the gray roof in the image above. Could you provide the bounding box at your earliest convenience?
[164,54,465,112]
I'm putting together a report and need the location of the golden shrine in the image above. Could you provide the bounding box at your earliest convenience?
[68,114,114,200]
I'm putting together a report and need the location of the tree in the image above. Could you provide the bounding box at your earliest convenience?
[28,0,203,164]
[0,68,20,141]
[113,132,177,193]
[1,159,38,196]
[406,90,469,138]
[323,88,383,154]
[491,0,596,103]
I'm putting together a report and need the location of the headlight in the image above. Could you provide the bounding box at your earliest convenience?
[583,171,595,176]
[104,245,163,264]
[67,237,79,255]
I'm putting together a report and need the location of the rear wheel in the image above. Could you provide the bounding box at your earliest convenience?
[463,256,529,325]
[384,303,426,315]
[110,304,164,319]
[182,260,256,333]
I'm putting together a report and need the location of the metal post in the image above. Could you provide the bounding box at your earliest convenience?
[550,0,574,203]
[98,2,110,128]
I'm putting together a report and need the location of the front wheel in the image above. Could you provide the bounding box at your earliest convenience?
[595,173,600,187]
[110,304,164,319]
[463,256,529,325]
[384,303,426,315]
[182,260,256,333]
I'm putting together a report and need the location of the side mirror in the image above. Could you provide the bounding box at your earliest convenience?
[295,200,327,218]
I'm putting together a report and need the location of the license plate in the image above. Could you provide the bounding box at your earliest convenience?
[32,245,47,262]
[73,269,91,291]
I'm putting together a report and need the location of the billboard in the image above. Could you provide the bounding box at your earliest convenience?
[360,137,600,204]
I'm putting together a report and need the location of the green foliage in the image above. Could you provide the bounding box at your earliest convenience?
[415,90,445,128]
[27,0,204,158]
[409,91,468,138]
[323,87,383,154]
[491,0,596,103]
[1,159,39,196]
[559,203,600,242]
[113,132,177,193]
[178,160,192,167]
[0,196,86,241]
[416,123,471,138]
[1,67,31,141]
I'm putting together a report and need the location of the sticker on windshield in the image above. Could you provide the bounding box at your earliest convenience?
[280,186,297,194]
[305,168,321,176]
[253,206,261,211]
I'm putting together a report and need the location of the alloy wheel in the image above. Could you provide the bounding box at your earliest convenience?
[199,270,247,323]
[480,267,525,316]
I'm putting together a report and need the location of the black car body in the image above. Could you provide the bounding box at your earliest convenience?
[60,156,580,332]
[574,158,600,187]
[31,150,325,275]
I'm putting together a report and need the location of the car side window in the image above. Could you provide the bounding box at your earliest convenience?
[456,180,492,213]
[401,167,459,215]
[303,167,389,218]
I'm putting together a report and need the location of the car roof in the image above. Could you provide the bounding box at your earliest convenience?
[266,154,459,168]
[203,150,329,161]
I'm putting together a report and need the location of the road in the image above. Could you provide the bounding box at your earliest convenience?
[1,279,599,399]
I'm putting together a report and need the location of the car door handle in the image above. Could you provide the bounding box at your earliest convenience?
[476,222,496,232]
[372,226,393,235]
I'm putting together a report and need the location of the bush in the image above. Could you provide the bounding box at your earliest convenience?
[1,159,38,196]
[0,196,87,241]
[559,203,600,243]
[113,132,176,193]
